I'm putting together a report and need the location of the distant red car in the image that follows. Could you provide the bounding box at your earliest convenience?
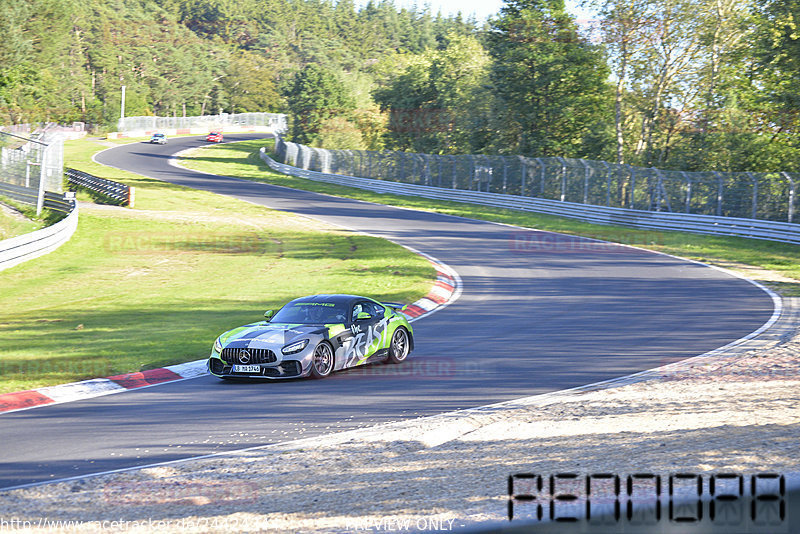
[206,131,223,142]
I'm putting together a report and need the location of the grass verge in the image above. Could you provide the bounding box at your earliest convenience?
[178,138,800,297]
[0,200,40,240]
[0,137,435,394]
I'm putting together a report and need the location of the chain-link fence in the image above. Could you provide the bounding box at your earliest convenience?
[119,112,287,133]
[0,129,64,214]
[275,138,797,223]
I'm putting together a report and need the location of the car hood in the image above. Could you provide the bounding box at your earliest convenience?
[219,323,326,349]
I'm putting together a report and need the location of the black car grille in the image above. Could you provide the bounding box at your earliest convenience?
[263,361,302,377]
[221,347,277,365]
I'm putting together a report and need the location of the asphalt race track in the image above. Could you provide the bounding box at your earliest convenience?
[0,134,776,489]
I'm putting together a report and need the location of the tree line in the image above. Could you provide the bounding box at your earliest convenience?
[373,0,800,173]
[1,0,798,173]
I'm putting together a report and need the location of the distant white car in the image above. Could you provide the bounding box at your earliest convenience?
[150,133,167,144]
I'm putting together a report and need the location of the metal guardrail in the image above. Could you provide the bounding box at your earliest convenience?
[0,196,78,272]
[65,168,133,206]
[260,149,800,245]
[0,182,39,206]
[1,184,76,213]
[275,137,797,224]
[43,191,74,213]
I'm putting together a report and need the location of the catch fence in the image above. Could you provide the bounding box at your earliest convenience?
[0,129,64,215]
[118,112,287,134]
[275,138,797,224]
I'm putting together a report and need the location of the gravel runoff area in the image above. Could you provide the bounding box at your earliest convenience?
[0,292,798,533]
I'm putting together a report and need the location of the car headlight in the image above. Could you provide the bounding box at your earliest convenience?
[214,337,223,353]
[282,339,309,355]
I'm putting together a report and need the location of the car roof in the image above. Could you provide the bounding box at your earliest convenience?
[290,294,377,305]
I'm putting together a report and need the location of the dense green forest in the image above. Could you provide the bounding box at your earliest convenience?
[1,0,799,172]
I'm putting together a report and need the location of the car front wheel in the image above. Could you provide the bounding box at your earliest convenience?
[309,342,334,378]
[387,327,410,364]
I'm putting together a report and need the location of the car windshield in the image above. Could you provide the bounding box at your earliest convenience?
[153,134,163,138]
[271,300,348,325]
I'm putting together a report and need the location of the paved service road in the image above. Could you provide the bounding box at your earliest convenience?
[0,134,775,489]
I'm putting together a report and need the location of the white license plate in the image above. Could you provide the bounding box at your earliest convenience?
[233,364,261,373]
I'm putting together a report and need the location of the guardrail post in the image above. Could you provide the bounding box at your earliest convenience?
[652,168,672,212]
[451,156,457,189]
[468,155,475,191]
[502,158,508,193]
[783,171,795,223]
[714,171,724,216]
[533,158,544,198]
[681,172,692,213]
[486,157,493,192]
[35,161,45,216]
[601,161,612,206]
[580,160,590,204]
[747,172,757,220]
[558,157,567,202]
[628,165,635,209]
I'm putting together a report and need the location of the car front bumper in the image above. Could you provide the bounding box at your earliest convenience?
[208,357,306,378]
[208,345,314,379]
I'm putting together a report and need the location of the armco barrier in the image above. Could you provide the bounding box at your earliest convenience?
[260,148,800,245]
[0,182,38,206]
[65,168,133,206]
[0,199,78,272]
[275,137,797,223]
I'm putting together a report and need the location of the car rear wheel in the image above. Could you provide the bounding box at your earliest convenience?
[387,327,409,364]
[310,342,334,378]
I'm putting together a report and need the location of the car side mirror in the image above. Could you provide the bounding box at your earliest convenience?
[356,311,372,321]
[264,310,274,321]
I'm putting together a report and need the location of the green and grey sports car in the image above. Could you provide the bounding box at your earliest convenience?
[208,294,414,379]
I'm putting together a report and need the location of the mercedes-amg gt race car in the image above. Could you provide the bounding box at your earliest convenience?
[208,294,414,379]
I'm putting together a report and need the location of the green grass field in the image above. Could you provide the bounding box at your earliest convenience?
[0,203,39,241]
[0,137,435,394]
[178,138,800,297]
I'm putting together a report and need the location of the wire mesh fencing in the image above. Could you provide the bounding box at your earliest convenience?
[275,138,797,223]
[118,112,288,133]
[0,129,64,214]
